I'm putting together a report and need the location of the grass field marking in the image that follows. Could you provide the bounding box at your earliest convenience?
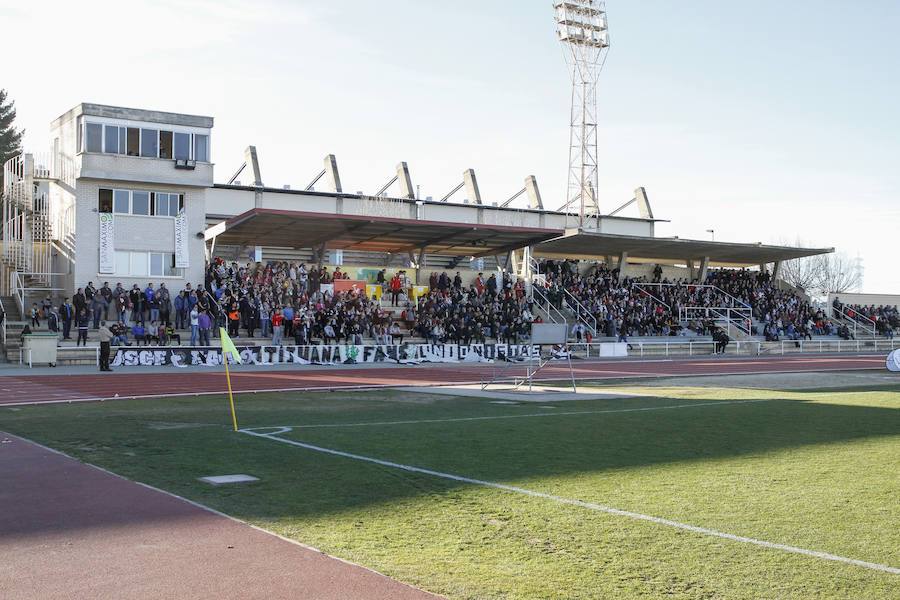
[242,398,777,431]
[241,428,900,576]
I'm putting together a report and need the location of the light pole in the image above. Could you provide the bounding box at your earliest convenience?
[706,229,715,241]
[554,0,610,228]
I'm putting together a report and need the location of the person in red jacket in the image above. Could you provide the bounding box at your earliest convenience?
[389,274,402,307]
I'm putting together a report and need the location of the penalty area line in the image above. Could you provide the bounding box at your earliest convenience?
[240,428,900,576]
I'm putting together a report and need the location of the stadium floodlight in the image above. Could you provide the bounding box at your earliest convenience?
[554,0,610,228]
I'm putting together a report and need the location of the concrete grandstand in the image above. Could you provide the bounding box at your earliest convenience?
[0,103,894,366]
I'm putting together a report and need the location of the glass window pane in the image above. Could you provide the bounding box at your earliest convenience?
[193,134,208,162]
[149,253,164,277]
[159,131,173,159]
[127,128,140,156]
[140,128,158,158]
[154,193,167,216]
[115,251,130,276]
[103,126,118,154]
[174,133,190,160]
[119,127,127,154]
[131,252,148,277]
[99,189,113,212]
[85,123,102,153]
[164,254,178,277]
[113,190,130,214]
[132,191,150,215]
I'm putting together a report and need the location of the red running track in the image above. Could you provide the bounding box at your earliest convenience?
[0,354,887,407]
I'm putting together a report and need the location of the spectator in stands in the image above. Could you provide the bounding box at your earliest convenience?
[110,322,129,346]
[73,287,87,318]
[47,306,59,334]
[389,273,402,307]
[131,322,148,346]
[272,308,284,345]
[76,308,89,346]
[129,284,143,325]
[59,297,74,340]
[91,291,106,329]
[144,283,157,323]
[100,282,113,320]
[30,303,40,328]
[189,304,200,345]
[198,309,212,346]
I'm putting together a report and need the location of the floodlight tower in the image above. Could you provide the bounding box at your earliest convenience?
[554,0,610,228]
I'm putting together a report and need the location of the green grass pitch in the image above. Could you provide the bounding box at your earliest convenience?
[2,382,899,599]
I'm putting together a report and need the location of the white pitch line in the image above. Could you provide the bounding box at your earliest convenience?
[242,398,776,431]
[241,428,900,576]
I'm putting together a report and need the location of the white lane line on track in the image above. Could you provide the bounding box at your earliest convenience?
[242,398,776,431]
[241,428,900,576]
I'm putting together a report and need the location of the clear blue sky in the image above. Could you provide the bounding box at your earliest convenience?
[5,0,898,292]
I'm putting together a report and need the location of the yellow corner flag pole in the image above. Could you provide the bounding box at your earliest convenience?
[220,327,242,431]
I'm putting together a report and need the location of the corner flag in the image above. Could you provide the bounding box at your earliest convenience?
[220,327,242,364]
[220,327,241,431]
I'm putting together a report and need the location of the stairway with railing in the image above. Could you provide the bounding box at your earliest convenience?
[633,282,754,338]
[2,153,58,317]
[831,305,877,339]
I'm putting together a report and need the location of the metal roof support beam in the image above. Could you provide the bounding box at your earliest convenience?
[525,175,544,210]
[245,146,263,187]
[440,181,465,203]
[305,168,326,191]
[397,162,415,199]
[375,175,398,197]
[501,187,527,208]
[226,162,246,185]
[324,154,343,193]
[773,260,783,281]
[464,168,482,205]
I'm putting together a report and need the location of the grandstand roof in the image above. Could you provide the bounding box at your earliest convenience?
[204,208,563,257]
[534,230,833,266]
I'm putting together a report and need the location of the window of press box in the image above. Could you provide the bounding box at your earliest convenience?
[140,128,158,158]
[159,130,173,159]
[126,128,140,156]
[131,191,151,216]
[98,188,113,212]
[85,123,103,153]
[174,133,190,160]
[193,134,209,162]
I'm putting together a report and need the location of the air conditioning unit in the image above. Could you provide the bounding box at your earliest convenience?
[175,159,197,170]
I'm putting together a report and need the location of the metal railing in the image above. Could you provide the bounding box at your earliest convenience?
[634,282,752,310]
[0,295,6,345]
[30,151,76,188]
[832,305,877,338]
[679,306,753,338]
[531,285,568,327]
[10,271,66,316]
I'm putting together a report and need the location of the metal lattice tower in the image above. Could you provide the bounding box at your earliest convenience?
[554,1,610,228]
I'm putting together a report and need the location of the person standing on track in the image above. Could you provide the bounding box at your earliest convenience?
[98,321,113,372]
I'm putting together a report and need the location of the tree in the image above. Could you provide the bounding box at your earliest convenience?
[0,88,24,189]
[815,251,863,296]
[778,237,822,293]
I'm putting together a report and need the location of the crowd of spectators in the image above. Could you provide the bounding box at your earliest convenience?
[535,259,875,342]
[21,257,898,349]
[833,298,898,339]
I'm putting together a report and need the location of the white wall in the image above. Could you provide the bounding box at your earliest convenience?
[827,292,899,308]
[73,179,206,292]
